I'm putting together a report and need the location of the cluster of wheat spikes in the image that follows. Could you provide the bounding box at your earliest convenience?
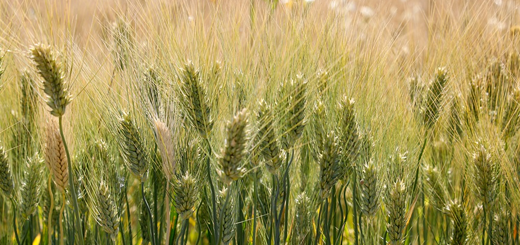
[2,1,520,245]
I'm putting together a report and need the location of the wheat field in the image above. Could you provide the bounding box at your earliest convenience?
[0,0,519,244]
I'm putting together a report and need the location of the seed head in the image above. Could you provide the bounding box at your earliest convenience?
[218,109,248,184]
[92,181,120,240]
[44,119,68,192]
[256,99,282,174]
[473,143,498,210]
[445,200,467,245]
[493,211,511,245]
[153,119,175,179]
[118,112,148,182]
[422,67,448,128]
[318,131,341,199]
[173,172,198,221]
[360,161,380,217]
[338,96,360,168]
[386,179,407,245]
[0,146,14,198]
[30,44,71,117]
[292,193,313,244]
[424,165,448,210]
[20,154,44,220]
[280,78,307,150]
[178,61,213,139]
[218,188,235,245]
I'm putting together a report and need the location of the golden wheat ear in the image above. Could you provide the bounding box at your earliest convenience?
[44,119,68,193]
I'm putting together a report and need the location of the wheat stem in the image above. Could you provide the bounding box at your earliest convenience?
[59,192,65,245]
[204,139,218,245]
[58,116,83,244]
[142,182,156,245]
[11,198,20,245]
[164,182,171,245]
[47,177,54,244]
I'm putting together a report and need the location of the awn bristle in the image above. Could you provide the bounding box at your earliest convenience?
[45,119,68,192]
[218,108,248,184]
[30,44,70,117]
[119,112,148,182]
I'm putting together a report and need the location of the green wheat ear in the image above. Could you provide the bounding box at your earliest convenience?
[20,154,44,220]
[91,181,120,240]
[217,108,248,185]
[256,99,282,174]
[178,61,213,139]
[279,77,307,151]
[118,112,148,182]
[445,200,467,245]
[218,188,235,245]
[0,145,14,198]
[30,44,71,117]
[173,172,198,221]
[423,67,448,129]
[318,131,341,199]
[338,96,360,173]
[472,141,498,210]
[360,161,380,217]
[386,179,407,245]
